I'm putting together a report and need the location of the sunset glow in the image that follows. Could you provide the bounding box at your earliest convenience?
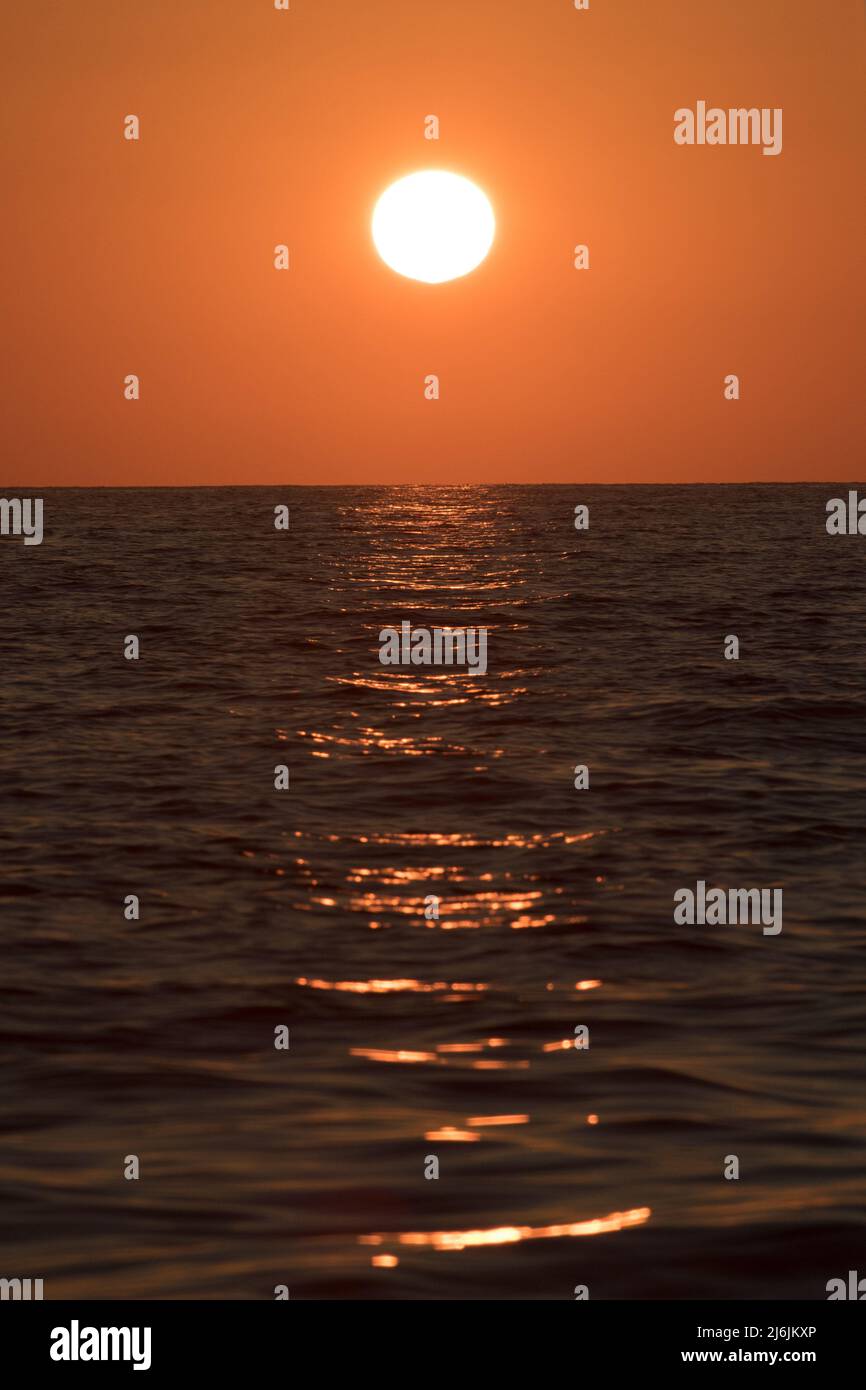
[5,0,863,1331]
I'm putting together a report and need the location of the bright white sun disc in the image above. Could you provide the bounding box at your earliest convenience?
[372,171,495,284]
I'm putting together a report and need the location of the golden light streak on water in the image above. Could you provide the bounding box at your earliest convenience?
[296,977,487,994]
[466,1114,529,1127]
[349,1048,439,1064]
[471,1059,530,1070]
[292,828,607,849]
[424,1127,480,1142]
[349,1038,522,1067]
[360,1206,651,1253]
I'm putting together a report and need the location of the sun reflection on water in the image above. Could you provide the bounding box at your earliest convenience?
[359,1207,651,1253]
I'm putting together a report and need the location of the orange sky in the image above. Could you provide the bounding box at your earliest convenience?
[4,0,865,485]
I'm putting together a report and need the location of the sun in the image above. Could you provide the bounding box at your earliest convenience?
[372,171,495,284]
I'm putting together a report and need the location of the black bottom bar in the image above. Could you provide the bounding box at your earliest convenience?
[3,1299,860,1377]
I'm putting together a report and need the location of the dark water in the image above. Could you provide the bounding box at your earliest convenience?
[2,484,865,1300]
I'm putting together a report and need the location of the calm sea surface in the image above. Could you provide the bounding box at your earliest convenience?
[1,484,865,1298]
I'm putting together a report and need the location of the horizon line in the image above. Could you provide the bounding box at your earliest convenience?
[6,480,864,491]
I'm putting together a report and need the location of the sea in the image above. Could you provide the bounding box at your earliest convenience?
[1,483,864,1299]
